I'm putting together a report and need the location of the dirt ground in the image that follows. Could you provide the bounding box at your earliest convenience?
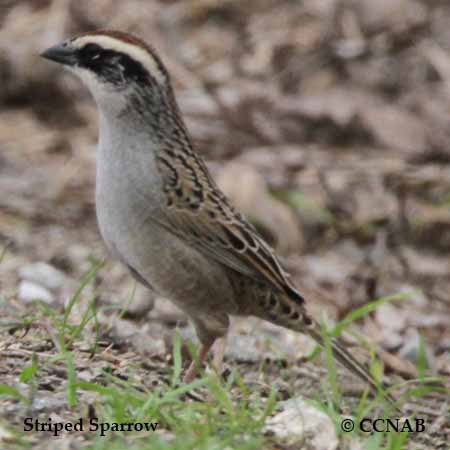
[0,0,449,449]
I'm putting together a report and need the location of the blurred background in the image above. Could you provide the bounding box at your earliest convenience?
[1,0,450,389]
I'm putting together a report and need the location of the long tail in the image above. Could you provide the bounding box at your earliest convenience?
[258,288,397,406]
[307,322,397,405]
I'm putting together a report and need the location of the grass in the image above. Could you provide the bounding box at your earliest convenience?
[75,373,273,450]
[0,263,448,450]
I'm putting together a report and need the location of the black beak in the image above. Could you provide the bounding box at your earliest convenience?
[40,43,77,66]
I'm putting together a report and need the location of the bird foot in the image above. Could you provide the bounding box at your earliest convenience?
[182,338,226,383]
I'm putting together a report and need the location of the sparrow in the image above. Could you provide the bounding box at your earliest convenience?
[41,30,395,403]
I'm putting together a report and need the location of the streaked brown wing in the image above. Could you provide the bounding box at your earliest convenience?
[154,148,303,302]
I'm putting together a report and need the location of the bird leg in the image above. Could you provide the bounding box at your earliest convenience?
[182,336,227,383]
[212,336,226,376]
[183,341,214,383]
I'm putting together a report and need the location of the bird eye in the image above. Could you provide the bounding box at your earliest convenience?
[81,43,102,60]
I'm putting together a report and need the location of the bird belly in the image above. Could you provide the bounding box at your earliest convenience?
[96,184,237,319]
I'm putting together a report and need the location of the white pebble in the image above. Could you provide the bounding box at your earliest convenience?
[18,280,54,304]
[19,262,65,290]
[265,397,338,450]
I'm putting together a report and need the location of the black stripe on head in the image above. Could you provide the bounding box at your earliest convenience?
[77,43,152,85]
[92,30,169,81]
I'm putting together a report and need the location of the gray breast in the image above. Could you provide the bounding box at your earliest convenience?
[94,133,236,316]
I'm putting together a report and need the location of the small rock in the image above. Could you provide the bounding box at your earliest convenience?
[111,317,140,340]
[77,370,96,382]
[355,0,426,32]
[225,334,263,363]
[375,303,407,332]
[19,262,66,291]
[230,316,315,362]
[379,330,404,351]
[0,423,14,443]
[360,103,428,155]
[149,298,188,325]
[401,247,450,277]
[396,285,427,307]
[398,329,435,371]
[305,240,367,283]
[18,280,54,304]
[113,284,155,318]
[348,439,365,450]
[265,397,338,450]
[132,323,166,355]
[306,254,354,283]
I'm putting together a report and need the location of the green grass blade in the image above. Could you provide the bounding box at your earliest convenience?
[65,351,77,407]
[19,353,38,383]
[0,384,26,402]
[331,291,415,337]
[171,331,182,387]
[62,260,104,329]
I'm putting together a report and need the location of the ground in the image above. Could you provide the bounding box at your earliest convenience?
[0,1,449,449]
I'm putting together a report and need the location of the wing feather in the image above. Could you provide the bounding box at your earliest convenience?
[155,148,303,303]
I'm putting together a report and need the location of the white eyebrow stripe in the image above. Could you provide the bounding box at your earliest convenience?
[73,35,165,84]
